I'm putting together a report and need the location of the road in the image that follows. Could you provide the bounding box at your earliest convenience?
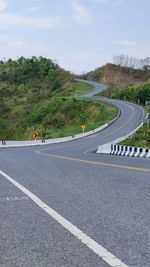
[0,81,150,267]
[76,79,145,148]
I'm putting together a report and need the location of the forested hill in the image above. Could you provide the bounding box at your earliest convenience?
[0,56,73,96]
[0,57,117,140]
[0,57,73,139]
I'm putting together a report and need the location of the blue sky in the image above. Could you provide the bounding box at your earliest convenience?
[0,0,149,73]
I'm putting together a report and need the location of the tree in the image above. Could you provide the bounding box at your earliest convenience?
[113,55,150,70]
[143,65,150,72]
[0,120,10,139]
[137,84,150,105]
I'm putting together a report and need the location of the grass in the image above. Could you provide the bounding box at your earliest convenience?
[50,122,110,138]
[120,124,150,149]
[72,81,94,95]
[0,79,118,140]
[42,101,118,138]
[24,82,118,140]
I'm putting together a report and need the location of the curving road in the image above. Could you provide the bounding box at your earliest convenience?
[0,80,150,267]
[0,79,145,149]
[76,79,145,149]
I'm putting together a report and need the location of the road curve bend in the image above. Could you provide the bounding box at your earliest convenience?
[0,79,145,150]
[76,79,145,149]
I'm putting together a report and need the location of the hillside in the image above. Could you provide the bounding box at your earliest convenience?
[0,57,117,140]
[81,63,150,104]
[83,63,150,88]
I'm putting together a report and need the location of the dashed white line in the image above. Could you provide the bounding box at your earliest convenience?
[0,169,129,267]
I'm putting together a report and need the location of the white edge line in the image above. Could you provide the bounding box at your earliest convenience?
[0,169,129,267]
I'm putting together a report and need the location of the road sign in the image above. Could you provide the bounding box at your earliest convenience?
[33,133,38,140]
[81,124,85,129]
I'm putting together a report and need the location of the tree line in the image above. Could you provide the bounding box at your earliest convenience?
[113,55,150,70]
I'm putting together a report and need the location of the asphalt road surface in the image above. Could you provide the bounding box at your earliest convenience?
[0,81,150,267]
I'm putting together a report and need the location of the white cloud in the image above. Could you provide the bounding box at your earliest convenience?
[114,0,124,6]
[0,13,62,29]
[113,40,137,46]
[0,0,8,10]
[96,0,109,3]
[0,40,58,60]
[69,0,90,24]
[63,48,112,73]
[113,40,150,60]
[121,44,150,59]
[96,0,124,6]
[28,6,40,11]
[0,33,9,40]
[0,39,111,73]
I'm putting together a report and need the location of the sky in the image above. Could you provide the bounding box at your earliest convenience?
[0,0,150,73]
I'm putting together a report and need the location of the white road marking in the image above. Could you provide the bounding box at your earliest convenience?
[0,169,129,267]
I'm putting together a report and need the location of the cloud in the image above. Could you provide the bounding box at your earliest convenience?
[121,44,150,59]
[96,0,124,6]
[63,48,112,73]
[96,0,109,3]
[0,0,8,10]
[0,39,111,73]
[114,0,124,6]
[113,41,150,60]
[28,6,40,11]
[0,40,58,60]
[0,33,9,40]
[0,13,62,29]
[113,40,137,46]
[69,0,90,24]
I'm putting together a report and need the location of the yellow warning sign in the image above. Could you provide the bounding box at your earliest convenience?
[33,133,38,140]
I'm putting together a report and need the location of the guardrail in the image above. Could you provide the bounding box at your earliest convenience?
[97,142,150,158]
[110,144,150,158]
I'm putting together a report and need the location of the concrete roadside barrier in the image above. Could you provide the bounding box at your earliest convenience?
[0,122,110,149]
[97,143,150,158]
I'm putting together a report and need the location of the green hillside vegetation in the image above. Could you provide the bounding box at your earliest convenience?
[0,57,117,140]
[120,122,150,149]
[110,83,150,105]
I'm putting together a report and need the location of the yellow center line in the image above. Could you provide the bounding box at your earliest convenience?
[36,146,64,152]
[35,149,150,173]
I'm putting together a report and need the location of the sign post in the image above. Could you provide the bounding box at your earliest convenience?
[145,100,150,105]
[145,101,150,128]
[81,124,86,134]
[145,100,150,111]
